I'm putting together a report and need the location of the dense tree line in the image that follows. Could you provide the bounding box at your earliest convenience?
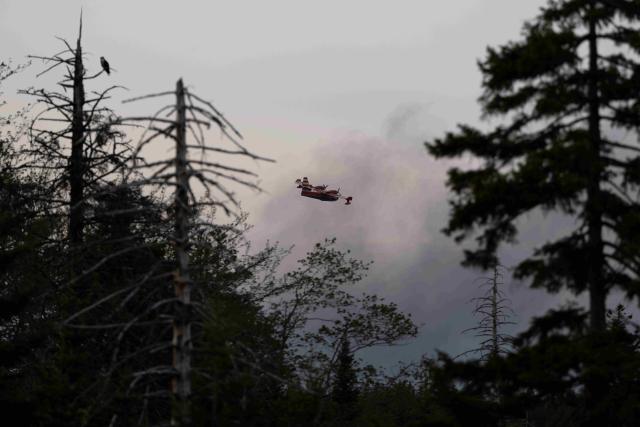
[2,1,640,426]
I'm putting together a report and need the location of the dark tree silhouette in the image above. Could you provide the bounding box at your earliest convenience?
[21,13,127,247]
[458,264,515,361]
[426,0,640,333]
[332,335,359,424]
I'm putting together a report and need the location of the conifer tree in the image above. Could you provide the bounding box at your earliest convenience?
[426,0,640,333]
[332,335,359,423]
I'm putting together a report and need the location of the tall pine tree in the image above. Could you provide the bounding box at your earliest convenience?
[427,0,640,332]
[332,335,359,424]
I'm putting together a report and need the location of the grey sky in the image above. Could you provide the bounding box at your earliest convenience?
[4,0,631,368]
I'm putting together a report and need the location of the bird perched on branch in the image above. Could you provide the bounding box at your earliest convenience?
[100,56,110,75]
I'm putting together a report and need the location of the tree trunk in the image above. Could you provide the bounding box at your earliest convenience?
[491,265,499,359]
[585,5,607,426]
[69,30,85,245]
[172,78,192,426]
[586,2,606,333]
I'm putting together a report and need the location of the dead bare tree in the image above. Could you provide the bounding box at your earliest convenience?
[19,12,127,247]
[457,263,516,361]
[63,78,273,427]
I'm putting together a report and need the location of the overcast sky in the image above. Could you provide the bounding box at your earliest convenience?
[3,0,633,369]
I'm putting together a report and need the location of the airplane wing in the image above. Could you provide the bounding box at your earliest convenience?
[296,177,315,189]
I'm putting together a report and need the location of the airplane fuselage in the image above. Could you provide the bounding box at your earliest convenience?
[300,189,340,202]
